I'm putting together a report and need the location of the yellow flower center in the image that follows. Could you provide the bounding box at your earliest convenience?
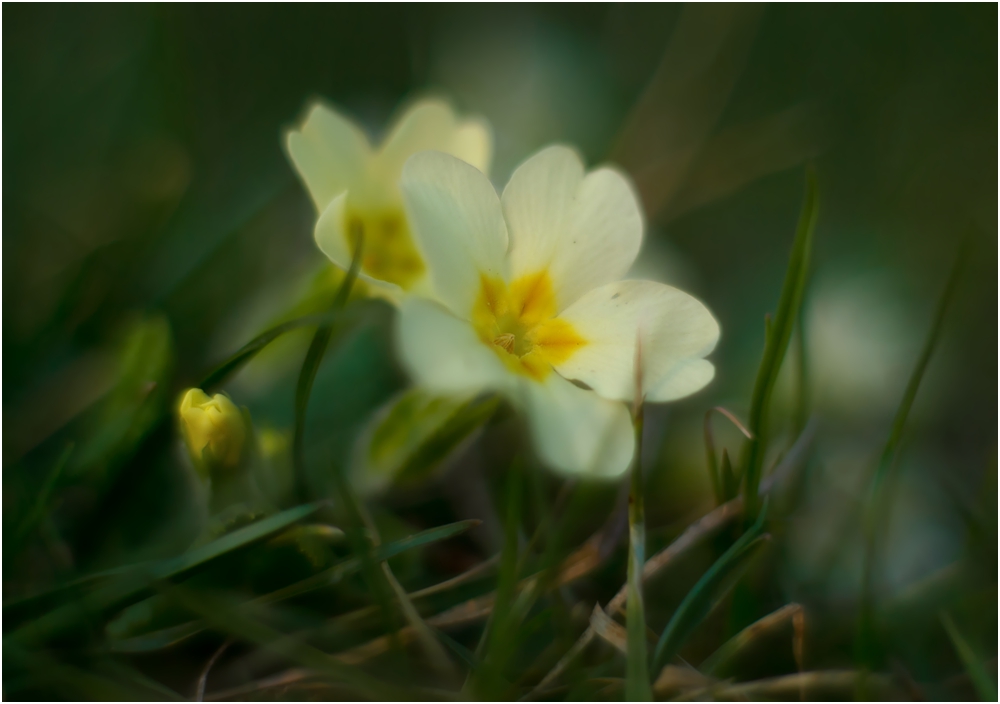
[471,271,586,380]
[345,209,426,289]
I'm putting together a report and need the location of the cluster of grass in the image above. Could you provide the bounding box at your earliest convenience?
[4,170,993,702]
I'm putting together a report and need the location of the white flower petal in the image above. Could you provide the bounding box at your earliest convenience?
[313,191,410,296]
[400,151,509,316]
[452,117,494,175]
[517,373,634,479]
[286,102,371,212]
[397,296,510,395]
[643,358,717,403]
[502,145,643,311]
[376,99,492,180]
[555,280,720,403]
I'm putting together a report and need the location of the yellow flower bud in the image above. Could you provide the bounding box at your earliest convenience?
[178,388,247,474]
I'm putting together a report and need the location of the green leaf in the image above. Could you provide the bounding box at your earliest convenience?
[741,170,818,520]
[941,612,997,702]
[651,502,771,675]
[354,388,500,495]
[292,236,364,502]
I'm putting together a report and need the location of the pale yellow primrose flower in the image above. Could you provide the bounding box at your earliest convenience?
[178,388,247,474]
[285,98,492,295]
[396,146,720,478]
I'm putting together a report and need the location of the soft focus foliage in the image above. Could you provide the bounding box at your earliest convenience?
[3,5,995,702]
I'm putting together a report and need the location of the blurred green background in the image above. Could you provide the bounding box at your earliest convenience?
[3,4,996,701]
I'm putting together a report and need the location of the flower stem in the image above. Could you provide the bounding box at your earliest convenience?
[625,402,652,701]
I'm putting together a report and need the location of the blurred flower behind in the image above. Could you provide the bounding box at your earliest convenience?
[807,272,921,418]
[286,98,492,297]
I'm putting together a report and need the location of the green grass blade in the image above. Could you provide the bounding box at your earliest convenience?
[333,461,455,676]
[108,620,205,653]
[262,518,481,605]
[857,245,967,668]
[940,612,997,702]
[198,312,346,391]
[147,504,319,587]
[703,412,723,506]
[371,519,482,562]
[868,242,967,495]
[651,501,771,675]
[704,408,754,505]
[720,449,739,500]
[471,458,523,698]
[332,462,407,656]
[792,300,810,438]
[9,443,74,555]
[292,236,364,502]
[741,169,818,521]
[626,406,652,701]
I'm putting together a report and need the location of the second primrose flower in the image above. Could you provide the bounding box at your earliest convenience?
[396,146,720,478]
[286,98,492,296]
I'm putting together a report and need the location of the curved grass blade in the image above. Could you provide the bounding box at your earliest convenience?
[940,612,997,702]
[704,408,753,505]
[701,602,803,677]
[108,620,206,654]
[470,458,523,699]
[741,169,818,521]
[198,312,347,391]
[651,501,771,676]
[8,443,74,557]
[293,235,364,502]
[857,244,967,669]
[332,461,455,677]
